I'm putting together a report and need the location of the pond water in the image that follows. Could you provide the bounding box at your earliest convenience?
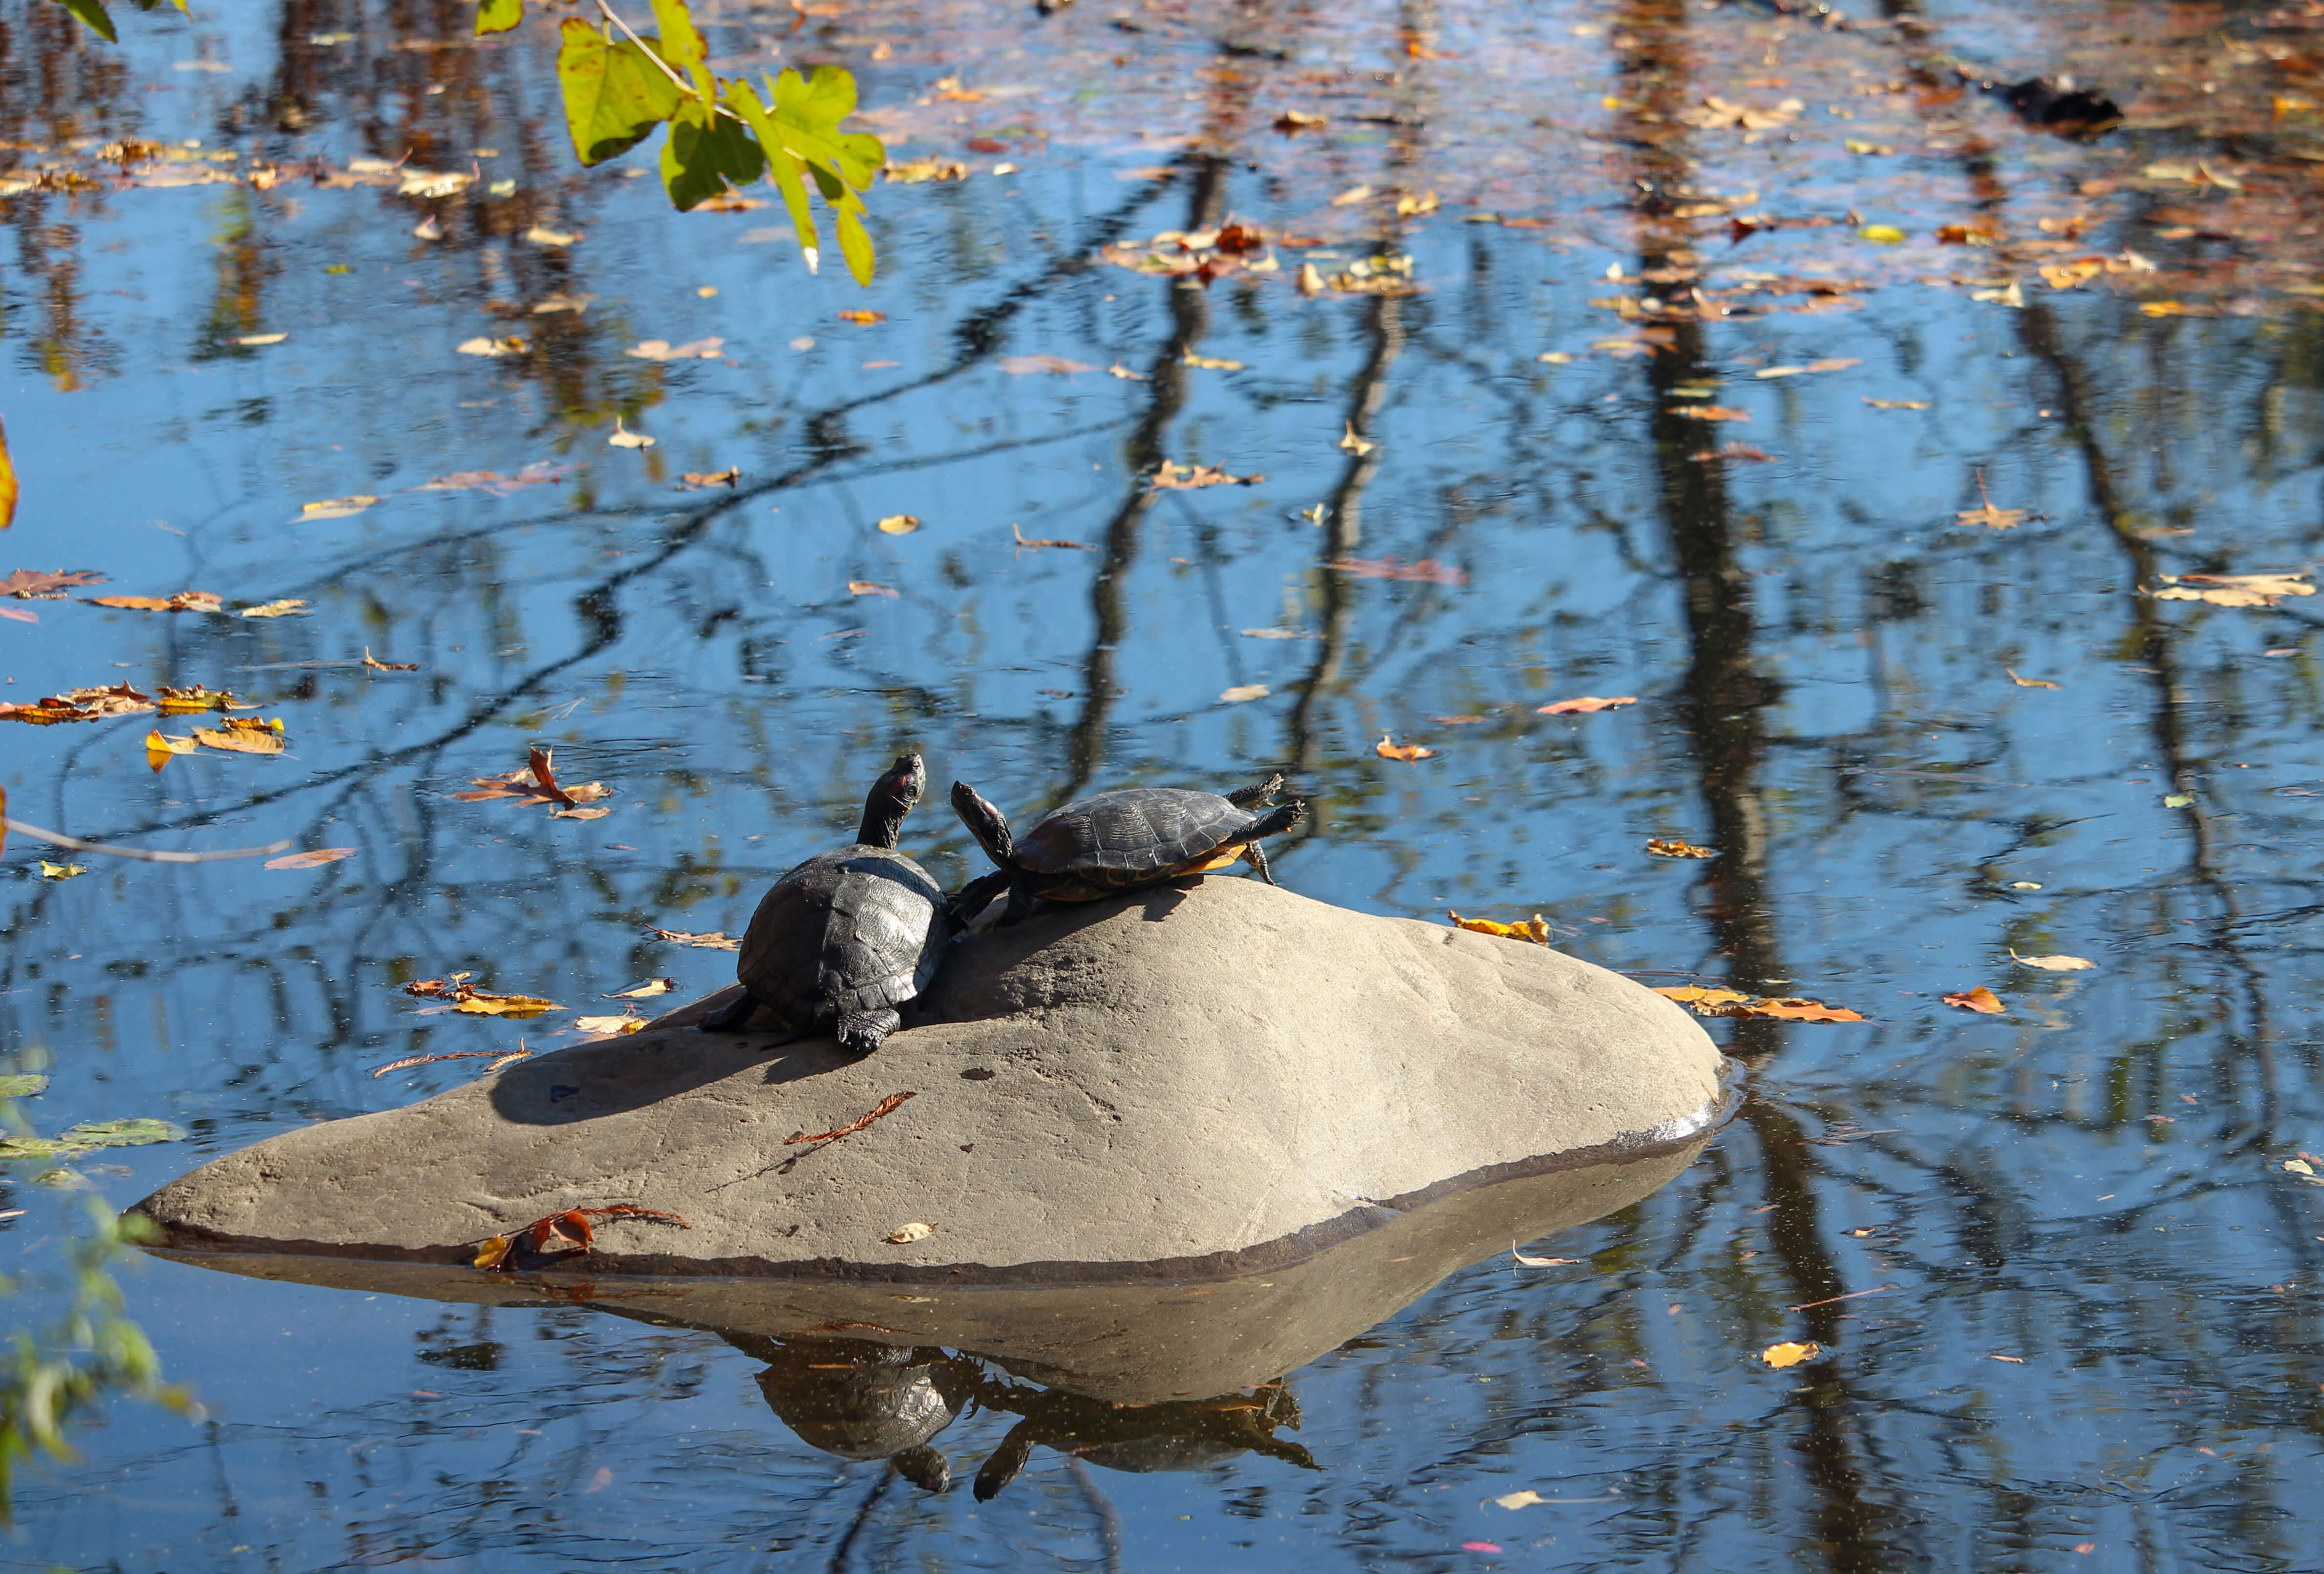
[5,0,2324,1567]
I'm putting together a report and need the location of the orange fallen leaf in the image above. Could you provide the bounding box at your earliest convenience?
[837,309,886,324]
[1645,837,1715,858]
[1151,461,1262,490]
[453,745,612,819]
[473,1234,513,1269]
[1672,405,1750,422]
[848,580,898,597]
[264,848,357,870]
[1376,734,1434,762]
[680,468,739,488]
[1956,470,2028,531]
[1761,1340,1820,1368]
[1449,911,1552,944]
[87,591,223,614]
[1943,986,2005,1014]
[1538,696,1637,715]
[1651,986,1866,1022]
[1,684,157,724]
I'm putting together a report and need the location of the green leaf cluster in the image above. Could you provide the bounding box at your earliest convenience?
[0,1117,183,1161]
[54,0,184,45]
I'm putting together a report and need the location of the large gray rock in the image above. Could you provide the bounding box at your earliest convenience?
[136,878,1730,1283]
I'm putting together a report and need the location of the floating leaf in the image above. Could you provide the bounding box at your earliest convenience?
[1450,912,1553,944]
[145,731,194,770]
[239,599,310,618]
[1761,1340,1820,1369]
[0,415,15,530]
[998,354,1094,375]
[1645,837,1715,858]
[1494,1490,1550,1510]
[38,861,84,880]
[2011,949,2094,972]
[2006,669,2060,689]
[0,684,156,724]
[2149,573,2314,608]
[300,496,378,522]
[876,514,920,535]
[0,569,103,599]
[1151,461,1263,490]
[1863,397,1929,411]
[607,419,656,449]
[1376,734,1434,762]
[1328,555,1468,586]
[264,848,357,870]
[649,928,739,949]
[1538,696,1636,715]
[1673,405,1750,422]
[1220,684,1269,703]
[1859,224,1905,244]
[625,337,724,361]
[1942,986,2005,1014]
[1274,109,1327,132]
[886,1220,936,1244]
[416,462,571,497]
[1338,424,1376,457]
[603,978,676,999]
[1652,986,1866,1022]
[0,1075,47,1098]
[87,591,223,614]
[191,717,286,755]
[454,745,612,819]
[456,336,525,357]
[573,1015,648,1035]
[1182,352,1245,371]
[849,580,898,597]
[0,1118,184,1159]
[1511,1241,1580,1267]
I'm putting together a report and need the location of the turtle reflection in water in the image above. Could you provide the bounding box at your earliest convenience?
[740,1336,1317,1497]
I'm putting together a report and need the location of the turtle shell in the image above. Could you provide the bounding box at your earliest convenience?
[1013,788,1262,887]
[733,845,950,1035]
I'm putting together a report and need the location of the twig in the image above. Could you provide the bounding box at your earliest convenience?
[1787,1283,1897,1312]
[4,816,291,864]
[785,1089,917,1144]
[370,1044,530,1079]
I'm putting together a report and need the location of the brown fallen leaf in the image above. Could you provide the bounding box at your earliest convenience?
[1449,912,1552,944]
[238,599,310,618]
[0,569,103,598]
[191,717,287,755]
[648,928,741,949]
[680,468,740,489]
[1151,461,1263,490]
[86,591,224,614]
[837,309,886,324]
[1538,696,1637,715]
[1692,443,1776,463]
[2006,669,2061,689]
[883,157,970,183]
[625,337,724,361]
[1512,1241,1580,1267]
[787,1089,917,1145]
[1806,357,1862,373]
[372,1047,525,1079]
[455,990,559,1017]
[2149,573,2315,608]
[2010,949,2095,972]
[848,580,898,597]
[695,191,767,213]
[1376,734,1435,762]
[1274,109,1328,133]
[1942,986,2005,1014]
[1645,837,1716,858]
[363,648,420,672]
[0,684,157,724]
[452,745,612,819]
[1761,1340,1820,1369]
[264,848,356,870]
[1956,470,2027,531]
[1328,555,1469,586]
[487,1203,691,1264]
[998,354,1095,375]
[413,462,570,497]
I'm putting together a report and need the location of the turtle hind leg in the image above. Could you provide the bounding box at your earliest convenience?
[1243,837,1279,887]
[697,989,763,1033]
[836,1006,902,1056]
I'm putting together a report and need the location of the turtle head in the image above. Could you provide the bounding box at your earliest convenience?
[950,781,1015,867]
[858,753,926,849]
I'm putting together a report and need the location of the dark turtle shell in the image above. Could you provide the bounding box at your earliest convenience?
[1012,788,1267,887]
[734,845,949,1034]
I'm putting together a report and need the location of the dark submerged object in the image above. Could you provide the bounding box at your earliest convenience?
[1991,74,2122,135]
[698,752,949,1053]
[949,774,1306,926]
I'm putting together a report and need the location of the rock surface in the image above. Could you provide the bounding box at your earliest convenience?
[136,878,1731,1281]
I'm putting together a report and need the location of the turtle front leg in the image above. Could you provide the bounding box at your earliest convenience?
[948,870,1013,927]
[697,988,763,1033]
[995,880,1041,928]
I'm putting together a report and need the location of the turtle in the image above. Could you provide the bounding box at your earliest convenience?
[947,773,1305,927]
[697,752,949,1054]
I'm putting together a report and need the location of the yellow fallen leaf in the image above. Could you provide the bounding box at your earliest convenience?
[452,991,560,1018]
[1376,733,1434,762]
[236,332,287,346]
[473,1234,513,1270]
[603,978,675,999]
[1864,397,1930,410]
[2006,669,2060,689]
[2286,1159,2316,1176]
[38,861,84,880]
[1339,424,1376,456]
[1645,837,1715,858]
[239,599,310,618]
[572,1015,647,1036]
[877,514,920,535]
[1183,352,1245,371]
[2010,950,2095,972]
[887,1220,936,1244]
[191,717,286,754]
[607,419,655,449]
[1651,986,1867,1023]
[1494,1490,1549,1510]
[1762,1340,1820,1368]
[456,336,524,357]
[1330,184,1373,206]
[1220,684,1269,702]
[837,309,886,324]
[2149,573,2314,608]
[1860,224,1905,244]
[1449,911,1552,944]
[145,730,197,770]
[525,225,579,246]
[849,580,898,597]
[299,496,377,521]
[1942,986,2004,1014]
[0,415,17,530]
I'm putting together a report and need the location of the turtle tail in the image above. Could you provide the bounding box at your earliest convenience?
[835,1006,902,1056]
